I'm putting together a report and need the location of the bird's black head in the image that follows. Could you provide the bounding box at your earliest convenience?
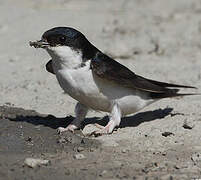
[42,27,84,47]
[30,27,98,61]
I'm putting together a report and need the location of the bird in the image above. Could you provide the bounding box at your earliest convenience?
[30,26,197,136]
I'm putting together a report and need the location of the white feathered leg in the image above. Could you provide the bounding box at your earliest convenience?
[57,102,88,133]
[92,103,122,136]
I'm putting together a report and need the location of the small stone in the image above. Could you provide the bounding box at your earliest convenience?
[162,132,174,137]
[174,164,180,169]
[142,162,158,173]
[90,148,95,152]
[121,149,128,153]
[183,119,195,129]
[73,153,86,160]
[161,152,167,156]
[77,147,85,152]
[191,153,201,163]
[174,162,192,170]
[24,158,49,168]
[99,170,108,177]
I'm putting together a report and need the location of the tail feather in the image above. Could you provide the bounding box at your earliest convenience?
[150,88,200,99]
[143,77,197,89]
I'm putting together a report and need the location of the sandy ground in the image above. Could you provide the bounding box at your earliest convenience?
[1,0,201,179]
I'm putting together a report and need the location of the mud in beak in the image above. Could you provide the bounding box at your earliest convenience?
[29,39,50,48]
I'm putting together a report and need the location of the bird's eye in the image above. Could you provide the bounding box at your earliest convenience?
[59,36,66,43]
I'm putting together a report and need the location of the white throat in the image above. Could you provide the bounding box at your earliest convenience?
[46,46,83,69]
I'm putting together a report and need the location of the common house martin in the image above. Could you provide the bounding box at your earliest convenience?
[30,27,197,136]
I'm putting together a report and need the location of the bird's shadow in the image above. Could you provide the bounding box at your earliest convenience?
[3,106,173,130]
[83,107,173,128]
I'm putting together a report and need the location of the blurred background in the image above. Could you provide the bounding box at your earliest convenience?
[0,0,201,116]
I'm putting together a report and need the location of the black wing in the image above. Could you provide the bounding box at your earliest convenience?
[46,60,55,74]
[90,52,196,99]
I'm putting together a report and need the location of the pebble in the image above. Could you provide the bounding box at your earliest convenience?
[99,170,108,177]
[174,162,192,169]
[24,158,50,168]
[183,119,195,129]
[161,151,167,156]
[73,153,86,160]
[162,132,174,137]
[121,149,128,153]
[77,146,85,152]
[90,148,96,152]
[191,153,201,163]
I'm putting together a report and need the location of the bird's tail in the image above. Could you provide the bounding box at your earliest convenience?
[142,77,197,89]
[150,89,200,99]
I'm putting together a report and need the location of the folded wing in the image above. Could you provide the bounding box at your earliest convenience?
[90,52,196,99]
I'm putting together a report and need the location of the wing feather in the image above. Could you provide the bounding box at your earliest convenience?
[90,52,196,98]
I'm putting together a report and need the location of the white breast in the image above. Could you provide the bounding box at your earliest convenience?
[46,46,83,69]
[56,62,111,110]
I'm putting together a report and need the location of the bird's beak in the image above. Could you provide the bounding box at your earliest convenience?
[29,39,50,48]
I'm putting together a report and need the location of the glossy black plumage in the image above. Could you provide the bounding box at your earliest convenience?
[42,27,98,61]
[90,52,196,99]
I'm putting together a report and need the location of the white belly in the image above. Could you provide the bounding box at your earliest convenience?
[54,64,155,116]
[56,66,111,111]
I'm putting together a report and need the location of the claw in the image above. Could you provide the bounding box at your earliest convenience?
[88,121,115,137]
[89,129,112,137]
[89,130,103,137]
[94,123,105,129]
[57,124,78,134]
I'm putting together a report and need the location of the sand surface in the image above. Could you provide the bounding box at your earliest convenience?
[0,0,201,179]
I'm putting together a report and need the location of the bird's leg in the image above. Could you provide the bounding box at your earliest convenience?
[57,102,88,133]
[91,103,122,136]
